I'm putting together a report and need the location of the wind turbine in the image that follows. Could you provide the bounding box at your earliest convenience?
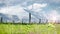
[0,16,3,23]
[24,2,34,23]
[23,2,47,23]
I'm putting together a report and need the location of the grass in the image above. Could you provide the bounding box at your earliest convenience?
[0,23,60,34]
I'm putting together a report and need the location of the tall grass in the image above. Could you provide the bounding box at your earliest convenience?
[0,23,60,34]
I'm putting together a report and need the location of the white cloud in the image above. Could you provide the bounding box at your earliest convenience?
[0,0,60,22]
[46,10,59,22]
[33,3,47,8]
[27,3,47,12]
[28,3,47,10]
[0,5,29,19]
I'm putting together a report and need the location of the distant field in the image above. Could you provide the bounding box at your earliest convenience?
[0,23,60,34]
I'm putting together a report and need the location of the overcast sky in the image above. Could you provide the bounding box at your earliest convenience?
[0,0,60,21]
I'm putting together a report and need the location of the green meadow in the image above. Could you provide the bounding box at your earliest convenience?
[0,23,60,34]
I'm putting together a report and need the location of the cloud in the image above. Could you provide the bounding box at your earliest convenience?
[0,0,59,22]
[0,5,29,19]
[28,3,47,9]
[0,0,24,7]
[0,0,59,8]
[50,0,60,3]
[45,10,60,22]
[27,3,47,12]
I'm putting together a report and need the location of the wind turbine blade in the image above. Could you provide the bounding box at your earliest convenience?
[24,9,44,19]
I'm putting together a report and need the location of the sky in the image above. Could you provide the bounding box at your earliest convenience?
[0,0,60,22]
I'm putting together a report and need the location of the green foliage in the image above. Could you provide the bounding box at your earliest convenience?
[0,23,60,34]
